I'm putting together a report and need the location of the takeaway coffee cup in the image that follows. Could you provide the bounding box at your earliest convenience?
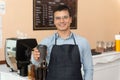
[37,44,47,65]
[35,44,47,80]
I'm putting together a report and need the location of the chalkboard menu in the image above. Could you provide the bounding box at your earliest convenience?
[33,0,77,30]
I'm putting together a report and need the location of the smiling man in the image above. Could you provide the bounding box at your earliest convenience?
[31,4,93,80]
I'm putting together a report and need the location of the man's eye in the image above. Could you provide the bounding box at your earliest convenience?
[64,16,69,19]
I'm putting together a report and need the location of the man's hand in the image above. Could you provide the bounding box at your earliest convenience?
[32,47,40,61]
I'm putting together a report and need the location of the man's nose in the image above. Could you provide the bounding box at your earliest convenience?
[60,17,64,22]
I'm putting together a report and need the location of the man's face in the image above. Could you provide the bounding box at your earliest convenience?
[54,10,72,31]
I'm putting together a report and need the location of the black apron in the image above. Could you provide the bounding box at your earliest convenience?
[46,34,83,80]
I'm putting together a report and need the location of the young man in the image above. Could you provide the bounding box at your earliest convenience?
[31,4,93,80]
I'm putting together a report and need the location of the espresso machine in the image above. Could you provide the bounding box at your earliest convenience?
[5,38,37,76]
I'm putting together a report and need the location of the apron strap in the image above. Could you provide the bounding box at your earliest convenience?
[55,33,57,45]
[72,33,77,45]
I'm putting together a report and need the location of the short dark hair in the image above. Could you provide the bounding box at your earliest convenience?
[53,4,71,17]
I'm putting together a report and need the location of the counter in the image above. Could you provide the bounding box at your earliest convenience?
[0,64,28,80]
[0,51,120,80]
[93,51,120,80]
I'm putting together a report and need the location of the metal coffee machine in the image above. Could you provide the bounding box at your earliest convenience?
[5,38,37,76]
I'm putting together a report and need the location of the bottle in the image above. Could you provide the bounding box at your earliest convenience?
[115,33,120,52]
